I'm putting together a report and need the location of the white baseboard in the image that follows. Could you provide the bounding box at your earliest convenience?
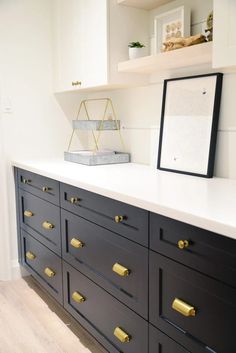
[11,259,29,280]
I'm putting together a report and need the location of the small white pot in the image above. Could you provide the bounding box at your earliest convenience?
[128,47,146,60]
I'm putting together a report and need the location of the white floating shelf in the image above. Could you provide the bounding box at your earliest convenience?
[118,42,213,74]
[117,0,173,10]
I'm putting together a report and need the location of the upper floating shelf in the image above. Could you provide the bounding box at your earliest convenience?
[117,0,173,10]
[118,42,213,74]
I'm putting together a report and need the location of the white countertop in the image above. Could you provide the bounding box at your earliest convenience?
[12,159,236,241]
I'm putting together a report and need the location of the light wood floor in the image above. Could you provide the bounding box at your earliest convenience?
[0,277,107,353]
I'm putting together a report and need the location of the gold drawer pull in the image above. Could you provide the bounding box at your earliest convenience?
[112,263,130,277]
[42,186,50,192]
[114,215,124,223]
[178,240,189,249]
[72,291,86,303]
[72,81,82,86]
[42,221,55,230]
[44,267,55,278]
[114,327,131,343]
[70,238,84,248]
[22,178,31,184]
[26,251,36,260]
[70,197,80,204]
[24,210,34,218]
[172,298,196,317]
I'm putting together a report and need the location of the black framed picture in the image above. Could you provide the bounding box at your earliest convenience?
[157,73,223,178]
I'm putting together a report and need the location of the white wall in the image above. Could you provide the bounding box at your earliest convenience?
[0,0,72,280]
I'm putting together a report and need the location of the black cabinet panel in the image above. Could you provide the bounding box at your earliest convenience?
[63,262,148,353]
[149,251,236,353]
[21,230,63,304]
[61,209,148,318]
[149,325,191,353]
[18,169,60,205]
[150,213,236,287]
[60,183,148,246]
[20,190,61,255]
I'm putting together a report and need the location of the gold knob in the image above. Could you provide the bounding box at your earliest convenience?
[113,327,131,343]
[42,186,50,192]
[112,263,130,277]
[178,240,189,249]
[72,81,82,86]
[70,238,84,249]
[26,251,36,260]
[172,298,196,317]
[24,210,34,218]
[44,267,55,278]
[42,221,55,230]
[72,291,86,303]
[70,197,80,204]
[22,178,31,184]
[114,215,124,223]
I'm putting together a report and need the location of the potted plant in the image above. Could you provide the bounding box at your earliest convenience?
[128,41,146,60]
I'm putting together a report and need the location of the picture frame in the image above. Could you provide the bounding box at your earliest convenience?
[154,6,191,54]
[157,73,223,178]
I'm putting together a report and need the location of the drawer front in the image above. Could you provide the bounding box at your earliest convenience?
[61,209,148,318]
[18,168,59,205]
[60,183,148,246]
[149,251,236,353]
[149,325,191,353]
[63,262,148,353]
[20,190,61,254]
[150,213,236,287]
[21,230,63,304]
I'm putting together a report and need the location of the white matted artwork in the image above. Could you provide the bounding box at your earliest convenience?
[154,6,190,53]
[157,74,223,178]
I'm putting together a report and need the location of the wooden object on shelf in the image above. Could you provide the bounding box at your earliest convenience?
[117,0,172,10]
[162,34,206,52]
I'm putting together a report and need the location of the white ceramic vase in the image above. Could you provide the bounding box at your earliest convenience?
[128,47,146,60]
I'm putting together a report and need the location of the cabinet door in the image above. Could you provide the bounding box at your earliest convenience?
[213,0,236,68]
[53,0,108,91]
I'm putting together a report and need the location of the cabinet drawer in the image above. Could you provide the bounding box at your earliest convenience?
[19,190,61,255]
[61,209,148,318]
[150,213,236,287]
[21,230,63,304]
[63,262,148,353]
[149,251,236,353]
[149,325,191,353]
[17,168,59,205]
[60,183,148,246]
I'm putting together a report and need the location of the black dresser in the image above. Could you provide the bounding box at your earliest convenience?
[15,168,236,353]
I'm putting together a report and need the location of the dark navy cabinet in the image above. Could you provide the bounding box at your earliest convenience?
[15,168,236,353]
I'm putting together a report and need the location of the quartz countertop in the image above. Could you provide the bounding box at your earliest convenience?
[12,159,236,241]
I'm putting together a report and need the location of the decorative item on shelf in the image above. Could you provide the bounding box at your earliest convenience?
[64,98,130,166]
[162,34,206,52]
[205,11,213,42]
[128,41,146,60]
[154,6,190,54]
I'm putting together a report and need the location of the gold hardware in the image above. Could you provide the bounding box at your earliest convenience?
[112,263,130,277]
[70,197,80,204]
[114,215,124,223]
[42,221,55,230]
[26,251,36,260]
[22,178,31,184]
[72,291,86,303]
[72,81,82,86]
[24,210,34,218]
[178,240,189,249]
[172,298,196,317]
[44,267,55,278]
[70,238,84,249]
[113,327,131,343]
[42,186,50,192]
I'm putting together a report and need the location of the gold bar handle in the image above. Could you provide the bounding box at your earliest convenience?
[172,298,196,317]
[70,238,84,249]
[24,210,34,218]
[178,240,189,249]
[114,215,124,223]
[44,267,55,278]
[22,178,31,184]
[112,263,130,277]
[42,186,50,192]
[26,251,36,260]
[42,221,55,230]
[70,197,80,204]
[72,291,86,303]
[113,327,131,343]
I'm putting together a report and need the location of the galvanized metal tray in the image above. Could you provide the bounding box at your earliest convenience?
[64,151,130,166]
[72,120,120,131]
